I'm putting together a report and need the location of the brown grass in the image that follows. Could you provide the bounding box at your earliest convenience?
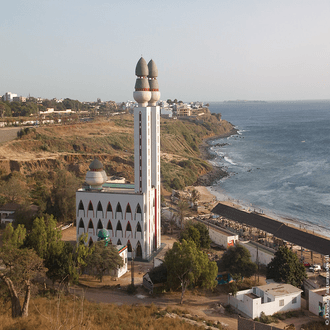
[0,294,206,330]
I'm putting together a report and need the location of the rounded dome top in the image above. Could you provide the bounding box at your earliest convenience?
[148,59,158,78]
[135,57,149,77]
[98,228,109,239]
[89,158,103,170]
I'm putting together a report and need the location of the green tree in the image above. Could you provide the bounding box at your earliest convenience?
[191,188,200,206]
[165,239,217,304]
[220,244,257,281]
[177,198,189,229]
[86,242,123,282]
[0,176,28,204]
[266,246,307,287]
[2,223,26,248]
[180,221,211,249]
[49,170,80,222]
[0,246,46,318]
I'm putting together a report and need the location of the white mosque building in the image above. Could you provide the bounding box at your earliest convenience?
[76,57,161,260]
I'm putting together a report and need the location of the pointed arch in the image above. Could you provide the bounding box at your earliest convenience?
[125,221,132,238]
[116,221,122,231]
[97,201,104,218]
[89,237,93,247]
[125,203,132,220]
[127,240,132,252]
[78,218,85,229]
[136,241,142,258]
[136,222,142,232]
[78,200,85,217]
[135,203,142,221]
[97,219,103,230]
[87,201,94,217]
[107,202,113,212]
[88,219,94,229]
[107,220,112,230]
[117,239,122,245]
[116,202,123,219]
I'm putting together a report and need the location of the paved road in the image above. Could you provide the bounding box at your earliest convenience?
[0,127,21,144]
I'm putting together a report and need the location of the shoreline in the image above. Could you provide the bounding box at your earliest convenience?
[197,125,330,240]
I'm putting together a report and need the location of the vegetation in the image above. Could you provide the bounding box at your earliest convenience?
[165,239,218,304]
[180,221,211,249]
[266,246,307,287]
[0,295,208,330]
[219,244,257,282]
[85,242,123,282]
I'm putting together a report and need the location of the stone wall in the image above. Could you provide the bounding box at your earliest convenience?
[238,316,282,330]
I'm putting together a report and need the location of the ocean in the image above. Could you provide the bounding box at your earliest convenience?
[207,101,330,237]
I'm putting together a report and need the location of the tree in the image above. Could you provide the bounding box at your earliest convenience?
[2,223,26,248]
[0,176,28,204]
[191,189,200,206]
[165,239,217,304]
[49,170,80,222]
[177,198,189,229]
[266,246,307,287]
[220,244,257,281]
[180,221,211,249]
[86,242,123,282]
[0,246,46,318]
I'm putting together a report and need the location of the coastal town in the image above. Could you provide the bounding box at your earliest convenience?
[0,58,328,330]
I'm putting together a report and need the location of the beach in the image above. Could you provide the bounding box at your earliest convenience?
[197,130,330,242]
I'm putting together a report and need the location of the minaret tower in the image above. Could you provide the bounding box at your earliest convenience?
[133,57,161,255]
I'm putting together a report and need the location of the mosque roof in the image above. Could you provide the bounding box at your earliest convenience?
[135,78,150,90]
[148,59,158,78]
[89,158,103,170]
[135,57,149,77]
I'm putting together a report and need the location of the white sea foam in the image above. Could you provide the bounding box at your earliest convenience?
[224,156,237,165]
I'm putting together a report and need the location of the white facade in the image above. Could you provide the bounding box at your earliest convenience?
[3,92,18,102]
[76,58,161,260]
[228,283,302,319]
[110,245,128,278]
[206,221,238,249]
[241,241,275,265]
[309,288,329,317]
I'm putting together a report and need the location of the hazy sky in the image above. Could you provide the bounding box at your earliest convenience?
[1,0,329,102]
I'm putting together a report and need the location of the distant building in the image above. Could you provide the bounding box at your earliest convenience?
[228,283,302,319]
[13,96,26,102]
[176,104,191,117]
[3,92,18,102]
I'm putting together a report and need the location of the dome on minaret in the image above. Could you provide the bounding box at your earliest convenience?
[135,57,149,77]
[85,158,107,189]
[134,57,151,107]
[148,59,158,78]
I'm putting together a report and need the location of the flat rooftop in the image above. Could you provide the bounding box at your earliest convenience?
[78,183,138,194]
[257,283,302,296]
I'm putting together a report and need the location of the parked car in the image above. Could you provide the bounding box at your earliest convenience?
[309,264,321,272]
[303,262,311,267]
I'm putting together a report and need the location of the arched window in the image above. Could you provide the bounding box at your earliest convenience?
[116,221,122,231]
[126,204,131,213]
[88,219,94,229]
[107,220,112,230]
[97,201,103,217]
[116,203,122,213]
[127,240,132,252]
[78,200,84,211]
[88,201,93,211]
[117,239,122,245]
[89,237,93,247]
[136,204,142,213]
[136,241,142,258]
[97,219,103,230]
[136,222,142,232]
[78,218,84,228]
[126,222,132,232]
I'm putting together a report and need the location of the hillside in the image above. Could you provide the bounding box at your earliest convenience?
[0,113,235,192]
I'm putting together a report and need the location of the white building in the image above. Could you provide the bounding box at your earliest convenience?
[3,92,18,102]
[228,283,302,319]
[110,245,128,278]
[241,241,275,265]
[76,58,161,260]
[205,221,239,249]
[309,288,329,317]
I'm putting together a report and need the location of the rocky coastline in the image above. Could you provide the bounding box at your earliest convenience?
[195,126,238,186]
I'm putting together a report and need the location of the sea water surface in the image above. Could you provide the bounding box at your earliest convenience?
[207,101,330,236]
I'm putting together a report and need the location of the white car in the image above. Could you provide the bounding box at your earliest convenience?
[309,264,321,272]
